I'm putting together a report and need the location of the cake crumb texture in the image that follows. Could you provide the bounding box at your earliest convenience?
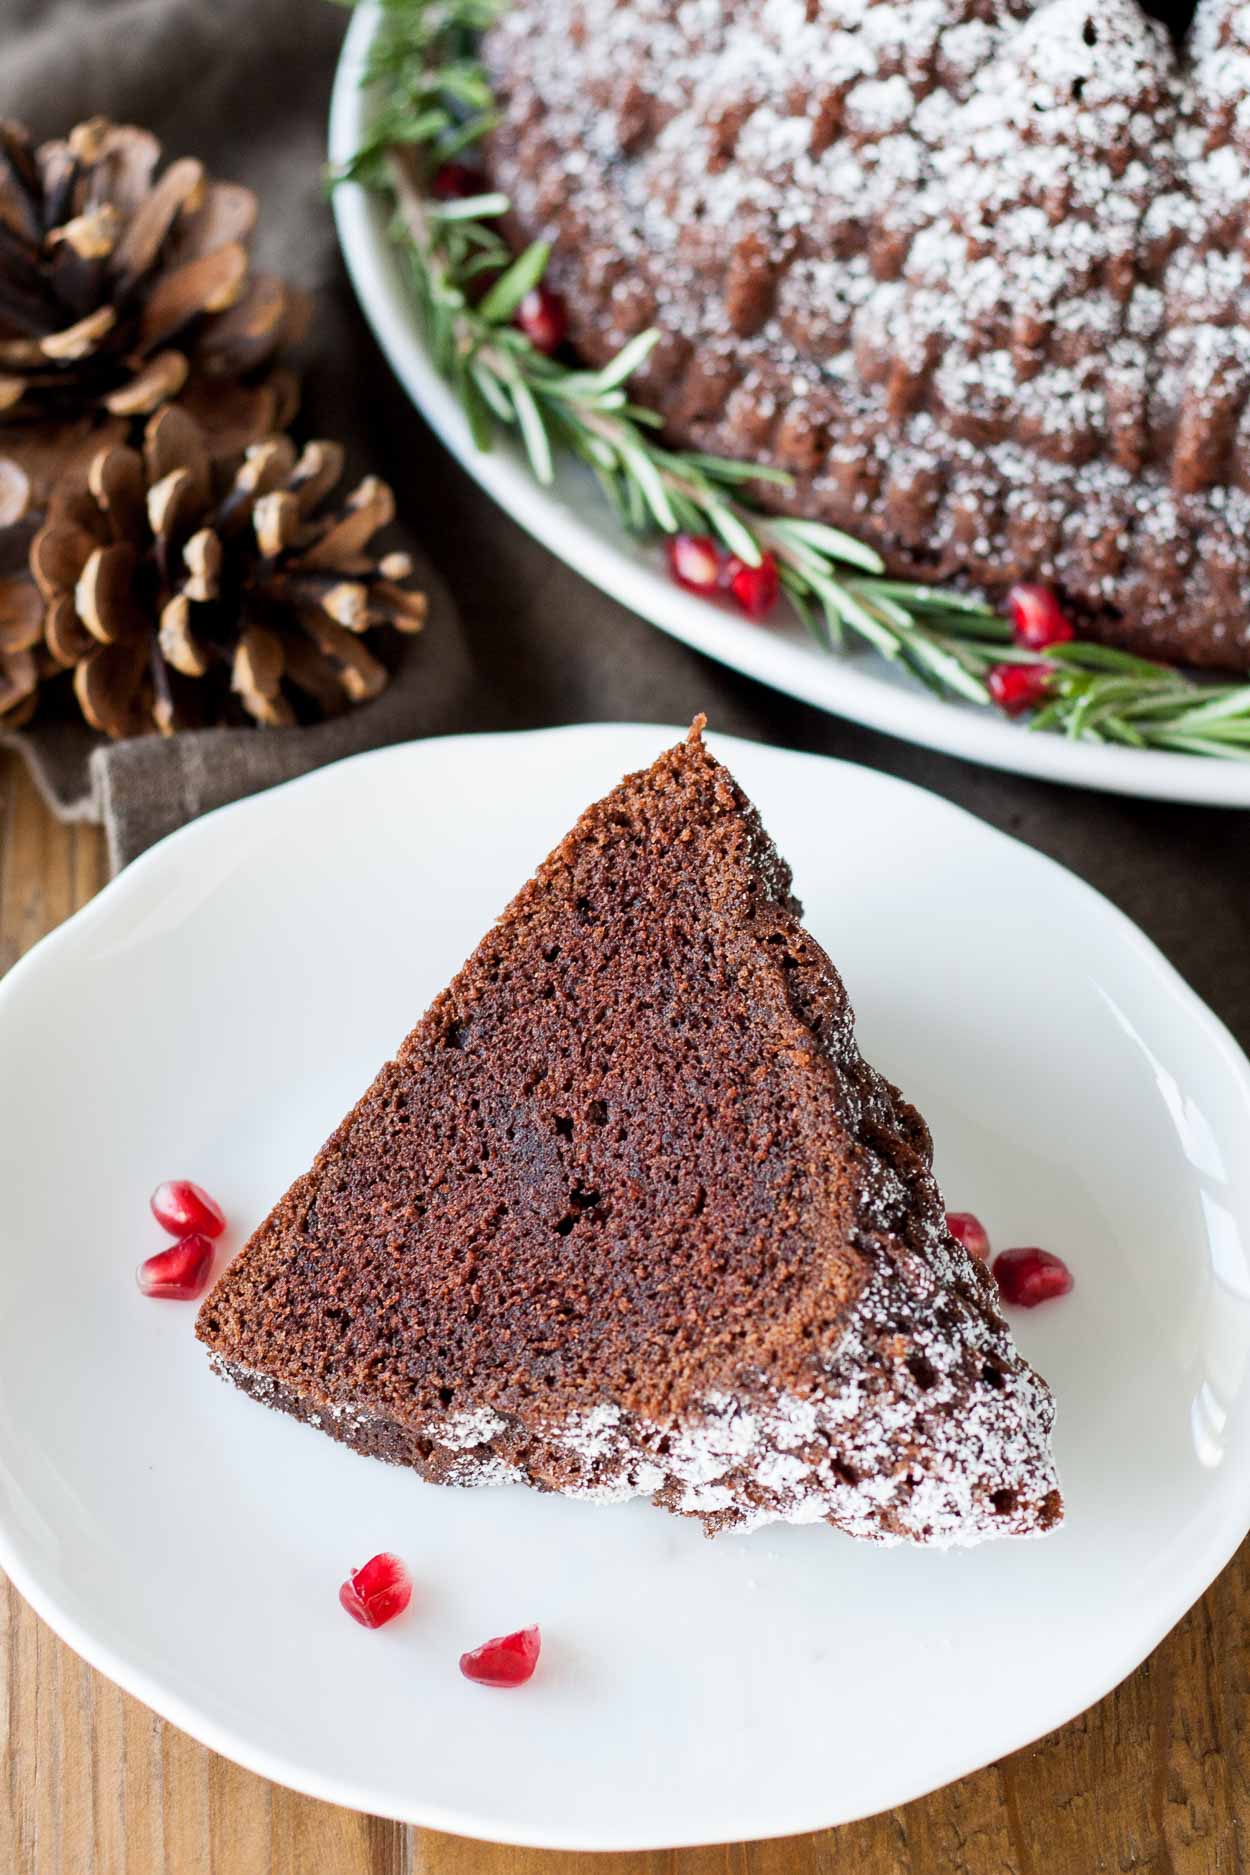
[198,722,1061,1545]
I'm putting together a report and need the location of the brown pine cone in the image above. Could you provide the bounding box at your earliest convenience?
[0,117,306,426]
[4,404,426,738]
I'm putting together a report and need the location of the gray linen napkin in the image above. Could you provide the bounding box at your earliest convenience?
[0,0,473,868]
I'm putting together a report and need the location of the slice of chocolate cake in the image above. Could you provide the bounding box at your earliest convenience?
[198,722,1061,1545]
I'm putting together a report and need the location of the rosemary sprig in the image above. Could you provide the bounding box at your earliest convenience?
[338,0,1250,761]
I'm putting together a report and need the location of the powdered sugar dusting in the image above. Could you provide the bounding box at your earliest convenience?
[437,1405,509,1449]
[485,0,1250,665]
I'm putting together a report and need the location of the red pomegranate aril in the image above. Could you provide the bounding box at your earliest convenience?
[1007,583,1075,651]
[339,1553,413,1629]
[992,1246,1074,1309]
[724,551,780,619]
[137,1233,214,1300]
[946,1211,991,1263]
[667,532,722,594]
[515,285,567,355]
[459,1624,541,1687]
[988,662,1053,717]
[151,1179,226,1240]
[431,161,486,201]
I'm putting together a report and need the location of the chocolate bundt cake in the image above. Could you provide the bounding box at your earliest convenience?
[483,0,1250,670]
[198,723,1061,1546]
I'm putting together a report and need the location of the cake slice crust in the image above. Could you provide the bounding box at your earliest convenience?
[197,722,1061,1545]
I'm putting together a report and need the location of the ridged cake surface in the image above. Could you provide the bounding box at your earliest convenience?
[483,0,1250,668]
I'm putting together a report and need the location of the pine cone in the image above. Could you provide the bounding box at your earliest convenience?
[0,117,306,426]
[5,404,427,738]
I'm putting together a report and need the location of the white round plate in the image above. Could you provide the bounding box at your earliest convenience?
[2,725,1250,1849]
[328,3,1250,811]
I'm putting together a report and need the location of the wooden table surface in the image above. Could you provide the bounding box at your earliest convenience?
[1,746,1247,1875]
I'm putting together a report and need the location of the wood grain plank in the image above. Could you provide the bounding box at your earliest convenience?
[1210,1545,1250,1875]
[0,1584,20,1875]
[1,747,1248,1875]
[266,1779,397,1875]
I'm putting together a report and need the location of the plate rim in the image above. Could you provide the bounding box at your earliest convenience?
[327,0,1250,813]
[2,721,1250,1846]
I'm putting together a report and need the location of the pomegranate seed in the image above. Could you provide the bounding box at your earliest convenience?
[339,1553,413,1629]
[459,1625,541,1687]
[1007,583,1075,650]
[947,1211,991,1263]
[988,662,1053,717]
[515,286,567,355]
[667,532,722,594]
[151,1180,226,1240]
[137,1233,214,1300]
[992,1247,1074,1309]
[724,552,781,619]
[431,161,486,201]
